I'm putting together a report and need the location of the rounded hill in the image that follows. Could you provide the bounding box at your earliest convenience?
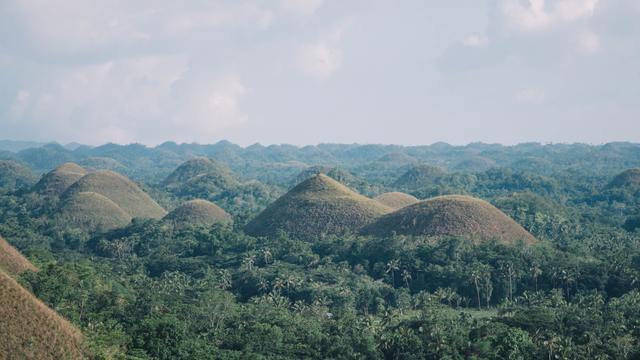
[245,174,392,239]
[375,192,419,209]
[0,160,37,192]
[64,170,166,219]
[0,236,37,275]
[608,169,640,189]
[164,199,233,227]
[58,192,132,232]
[0,270,84,359]
[33,162,87,196]
[393,164,447,190]
[361,195,536,244]
[163,157,238,196]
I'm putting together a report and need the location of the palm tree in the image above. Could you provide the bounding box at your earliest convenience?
[386,259,400,286]
[242,253,256,272]
[530,265,542,291]
[401,269,412,288]
[261,248,273,265]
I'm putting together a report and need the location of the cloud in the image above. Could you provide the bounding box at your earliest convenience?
[280,0,324,16]
[516,88,546,104]
[502,0,599,32]
[577,30,599,53]
[298,43,341,80]
[462,35,489,47]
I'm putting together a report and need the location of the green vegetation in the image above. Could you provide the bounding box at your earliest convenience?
[0,160,37,193]
[245,174,391,239]
[164,199,232,227]
[608,168,640,189]
[0,270,84,359]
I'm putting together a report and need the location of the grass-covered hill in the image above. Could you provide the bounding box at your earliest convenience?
[33,162,87,196]
[0,270,84,360]
[0,160,37,193]
[374,192,419,209]
[393,164,447,190]
[57,191,132,232]
[361,195,536,244]
[162,157,238,196]
[63,170,166,220]
[607,168,640,189]
[0,236,37,275]
[164,199,232,227]
[292,166,381,196]
[245,174,392,239]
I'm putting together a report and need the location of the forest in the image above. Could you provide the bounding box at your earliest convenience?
[1,140,640,359]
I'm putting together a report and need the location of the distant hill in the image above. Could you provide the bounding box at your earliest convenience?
[79,156,126,172]
[163,157,238,196]
[245,174,392,239]
[164,199,232,227]
[293,166,381,196]
[393,164,447,190]
[33,163,88,196]
[375,192,419,209]
[607,169,640,189]
[63,170,166,219]
[0,236,37,275]
[0,160,37,192]
[361,195,536,244]
[0,270,84,359]
[453,156,498,173]
[57,191,132,232]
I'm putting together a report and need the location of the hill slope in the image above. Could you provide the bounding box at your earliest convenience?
[33,163,87,196]
[245,174,392,239]
[361,195,536,244]
[164,199,232,227]
[608,168,640,189]
[64,170,166,219]
[393,165,447,190]
[163,157,237,193]
[375,192,419,209]
[0,236,37,275]
[0,160,37,192]
[58,191,132,232]
[0,270,84,359]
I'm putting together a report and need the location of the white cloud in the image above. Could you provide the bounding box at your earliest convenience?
[516,88,546,103]
[299,43,341,80]
[280,0,324,16]
[502,0,599,32]
[463,35,489,47]
[8,90,31,120]
[578,30,600,53]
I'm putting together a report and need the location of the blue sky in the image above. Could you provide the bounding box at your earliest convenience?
[0,0,638,146]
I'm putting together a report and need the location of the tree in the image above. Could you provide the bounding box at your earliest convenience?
[386,259,400,287]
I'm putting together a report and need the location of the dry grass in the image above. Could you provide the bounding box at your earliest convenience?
[375,192,419,209]
[64,170,166,220]
[0,236,37,275]
[33,163,88,196]
[361,195,537,245]
[164,199,232,227]
[0,270,84,360]
[163,157,236,188]
[608,168,640,189]
[58,191,132,232]
[245,174,392,239]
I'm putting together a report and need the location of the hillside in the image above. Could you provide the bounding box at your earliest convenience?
[245,174,392,239]
[164,199,233,227]
[375,192,419,209]
[393,164,447,190]
[58,192,132,232]
[0,270,84,359]
[361,195,536,244]
[0,236,37,275]
[63,170,166,219]
[33,162,87,196]
[607,168,640,189]
[0,160,37,192]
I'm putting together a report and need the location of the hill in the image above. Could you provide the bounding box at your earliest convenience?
[0,270,84,359]
[607,168,640,189]
[0,236,37,275]
[63,170,166,219]
[245,174,392,239]
[375,192,419,209]
[164,199,233,227]
[453,156,498,173]
[0,160,37,192]
[163,157,238,196]
[33,163,87,196]
[58,192,132,232]
[393,164,447,190]
[361,195,536,244]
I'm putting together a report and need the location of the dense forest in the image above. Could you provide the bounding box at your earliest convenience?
[2,140,640,359]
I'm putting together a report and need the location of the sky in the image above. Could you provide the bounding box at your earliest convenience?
[0,0,639,146]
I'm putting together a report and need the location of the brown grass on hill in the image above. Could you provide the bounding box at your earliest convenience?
[163,157,236,187]
[607,168,640,189]
[164,199,233,227]
[64,170,166,219]
[58,191,132,232]
[361,195,536,245]
[375,192,419,209]
[245,174,392,239]
[0,236,37,275]
[33,163,88,196]
[0,270,84,360]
